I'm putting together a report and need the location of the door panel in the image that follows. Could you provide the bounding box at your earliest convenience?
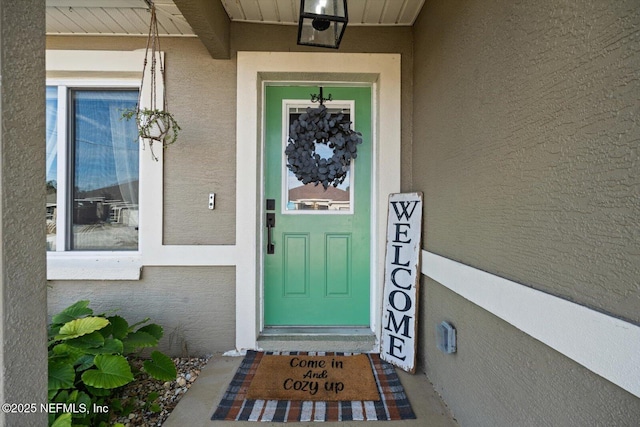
[283,233,310,296]
[264,86,372,326]
[325,234,351,296]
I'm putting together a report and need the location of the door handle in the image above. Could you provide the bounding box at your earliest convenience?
[266,213,275,254]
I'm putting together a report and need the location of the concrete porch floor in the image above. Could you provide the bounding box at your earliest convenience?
[163,353,458,427]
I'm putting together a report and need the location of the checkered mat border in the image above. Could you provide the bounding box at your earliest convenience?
[211,350,416,422]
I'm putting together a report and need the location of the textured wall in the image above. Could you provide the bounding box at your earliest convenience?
[48,267,236,356]
[47,36,238,245]
[46,37,238,356]
[1,1,48,425]
[232,23,414,191]
[413,0,640,424]
[48,25,413,242]
[420,279,640,426]
[161,39,236,245]
[46,27,413,354]
[413,0,640,321]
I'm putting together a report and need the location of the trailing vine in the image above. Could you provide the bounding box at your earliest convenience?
[122,108,180,161]
[285,105,362,189]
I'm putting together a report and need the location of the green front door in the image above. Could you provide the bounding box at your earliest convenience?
[264,85,372,326]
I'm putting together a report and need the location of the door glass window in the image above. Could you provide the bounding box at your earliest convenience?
[284,105,353,213]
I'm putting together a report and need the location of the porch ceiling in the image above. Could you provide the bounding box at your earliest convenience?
[221,0,426,26]
[46,0,194,36]
[45,0,425,36]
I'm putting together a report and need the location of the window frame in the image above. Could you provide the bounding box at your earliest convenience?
[45,50,162,280]
[281,100,356,215]
[45,49,239,281]
[48,81,142,254]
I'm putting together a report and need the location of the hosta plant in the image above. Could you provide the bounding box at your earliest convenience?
[48,300,177,427]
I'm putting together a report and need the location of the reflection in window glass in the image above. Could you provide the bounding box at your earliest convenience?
[286,109,352,212]
[46,86,58,250]
[71,90,139,250]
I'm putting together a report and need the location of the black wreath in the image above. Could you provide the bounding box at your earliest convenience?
[285,105,363,189]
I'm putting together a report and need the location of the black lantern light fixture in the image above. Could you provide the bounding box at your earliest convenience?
[297,0,348,49]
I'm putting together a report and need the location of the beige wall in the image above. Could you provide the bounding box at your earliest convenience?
[46,37,238,356]
[48,267,235,356]
[421,279,640,426]
[1,1,48,425]
[46,25,412,355]
[231,23,414,191]
[48,24,413,244]
[47,36,237,245]
[413,0,640,424]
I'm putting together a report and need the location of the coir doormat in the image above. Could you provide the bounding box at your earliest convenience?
[246,353,379,401]
[212,351,416,422]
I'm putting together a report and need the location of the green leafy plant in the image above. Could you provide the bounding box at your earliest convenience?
[48,300,177,427]
[122,108,181,161]
[144,392,162,414]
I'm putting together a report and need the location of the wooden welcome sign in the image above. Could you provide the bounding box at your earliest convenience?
[380,192,423,373]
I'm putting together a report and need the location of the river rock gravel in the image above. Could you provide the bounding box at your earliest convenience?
[111,356,210,427]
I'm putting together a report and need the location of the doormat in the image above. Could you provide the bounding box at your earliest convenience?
[246,353,379,401]
[212,351,416,422]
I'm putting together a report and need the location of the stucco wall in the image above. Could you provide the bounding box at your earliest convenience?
[421,279,640,426]
[231,23,414,191]
[46,37,237,356]
[413,0,640,424]
[48,267,235,356]
[48,25,413,243]
[1,1,48,425]
[47,36,237,246]
[46,25,413,354]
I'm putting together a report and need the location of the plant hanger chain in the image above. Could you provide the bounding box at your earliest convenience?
[125,0,180,162]
[138,0,167,113]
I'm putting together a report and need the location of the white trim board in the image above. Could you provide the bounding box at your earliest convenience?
[46,50,237,280]
[236,52,402,351]
[422,250,640,399]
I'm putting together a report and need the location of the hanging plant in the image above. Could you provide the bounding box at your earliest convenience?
[285,104,362,189]
[122,107,180,149]
[122,1,180,161]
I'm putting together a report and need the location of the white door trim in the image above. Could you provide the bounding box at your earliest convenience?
[236,52,401,351]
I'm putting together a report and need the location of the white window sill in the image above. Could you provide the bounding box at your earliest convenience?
[47,252,142,280]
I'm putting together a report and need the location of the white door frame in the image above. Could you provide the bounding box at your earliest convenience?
[236,52,401,351]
